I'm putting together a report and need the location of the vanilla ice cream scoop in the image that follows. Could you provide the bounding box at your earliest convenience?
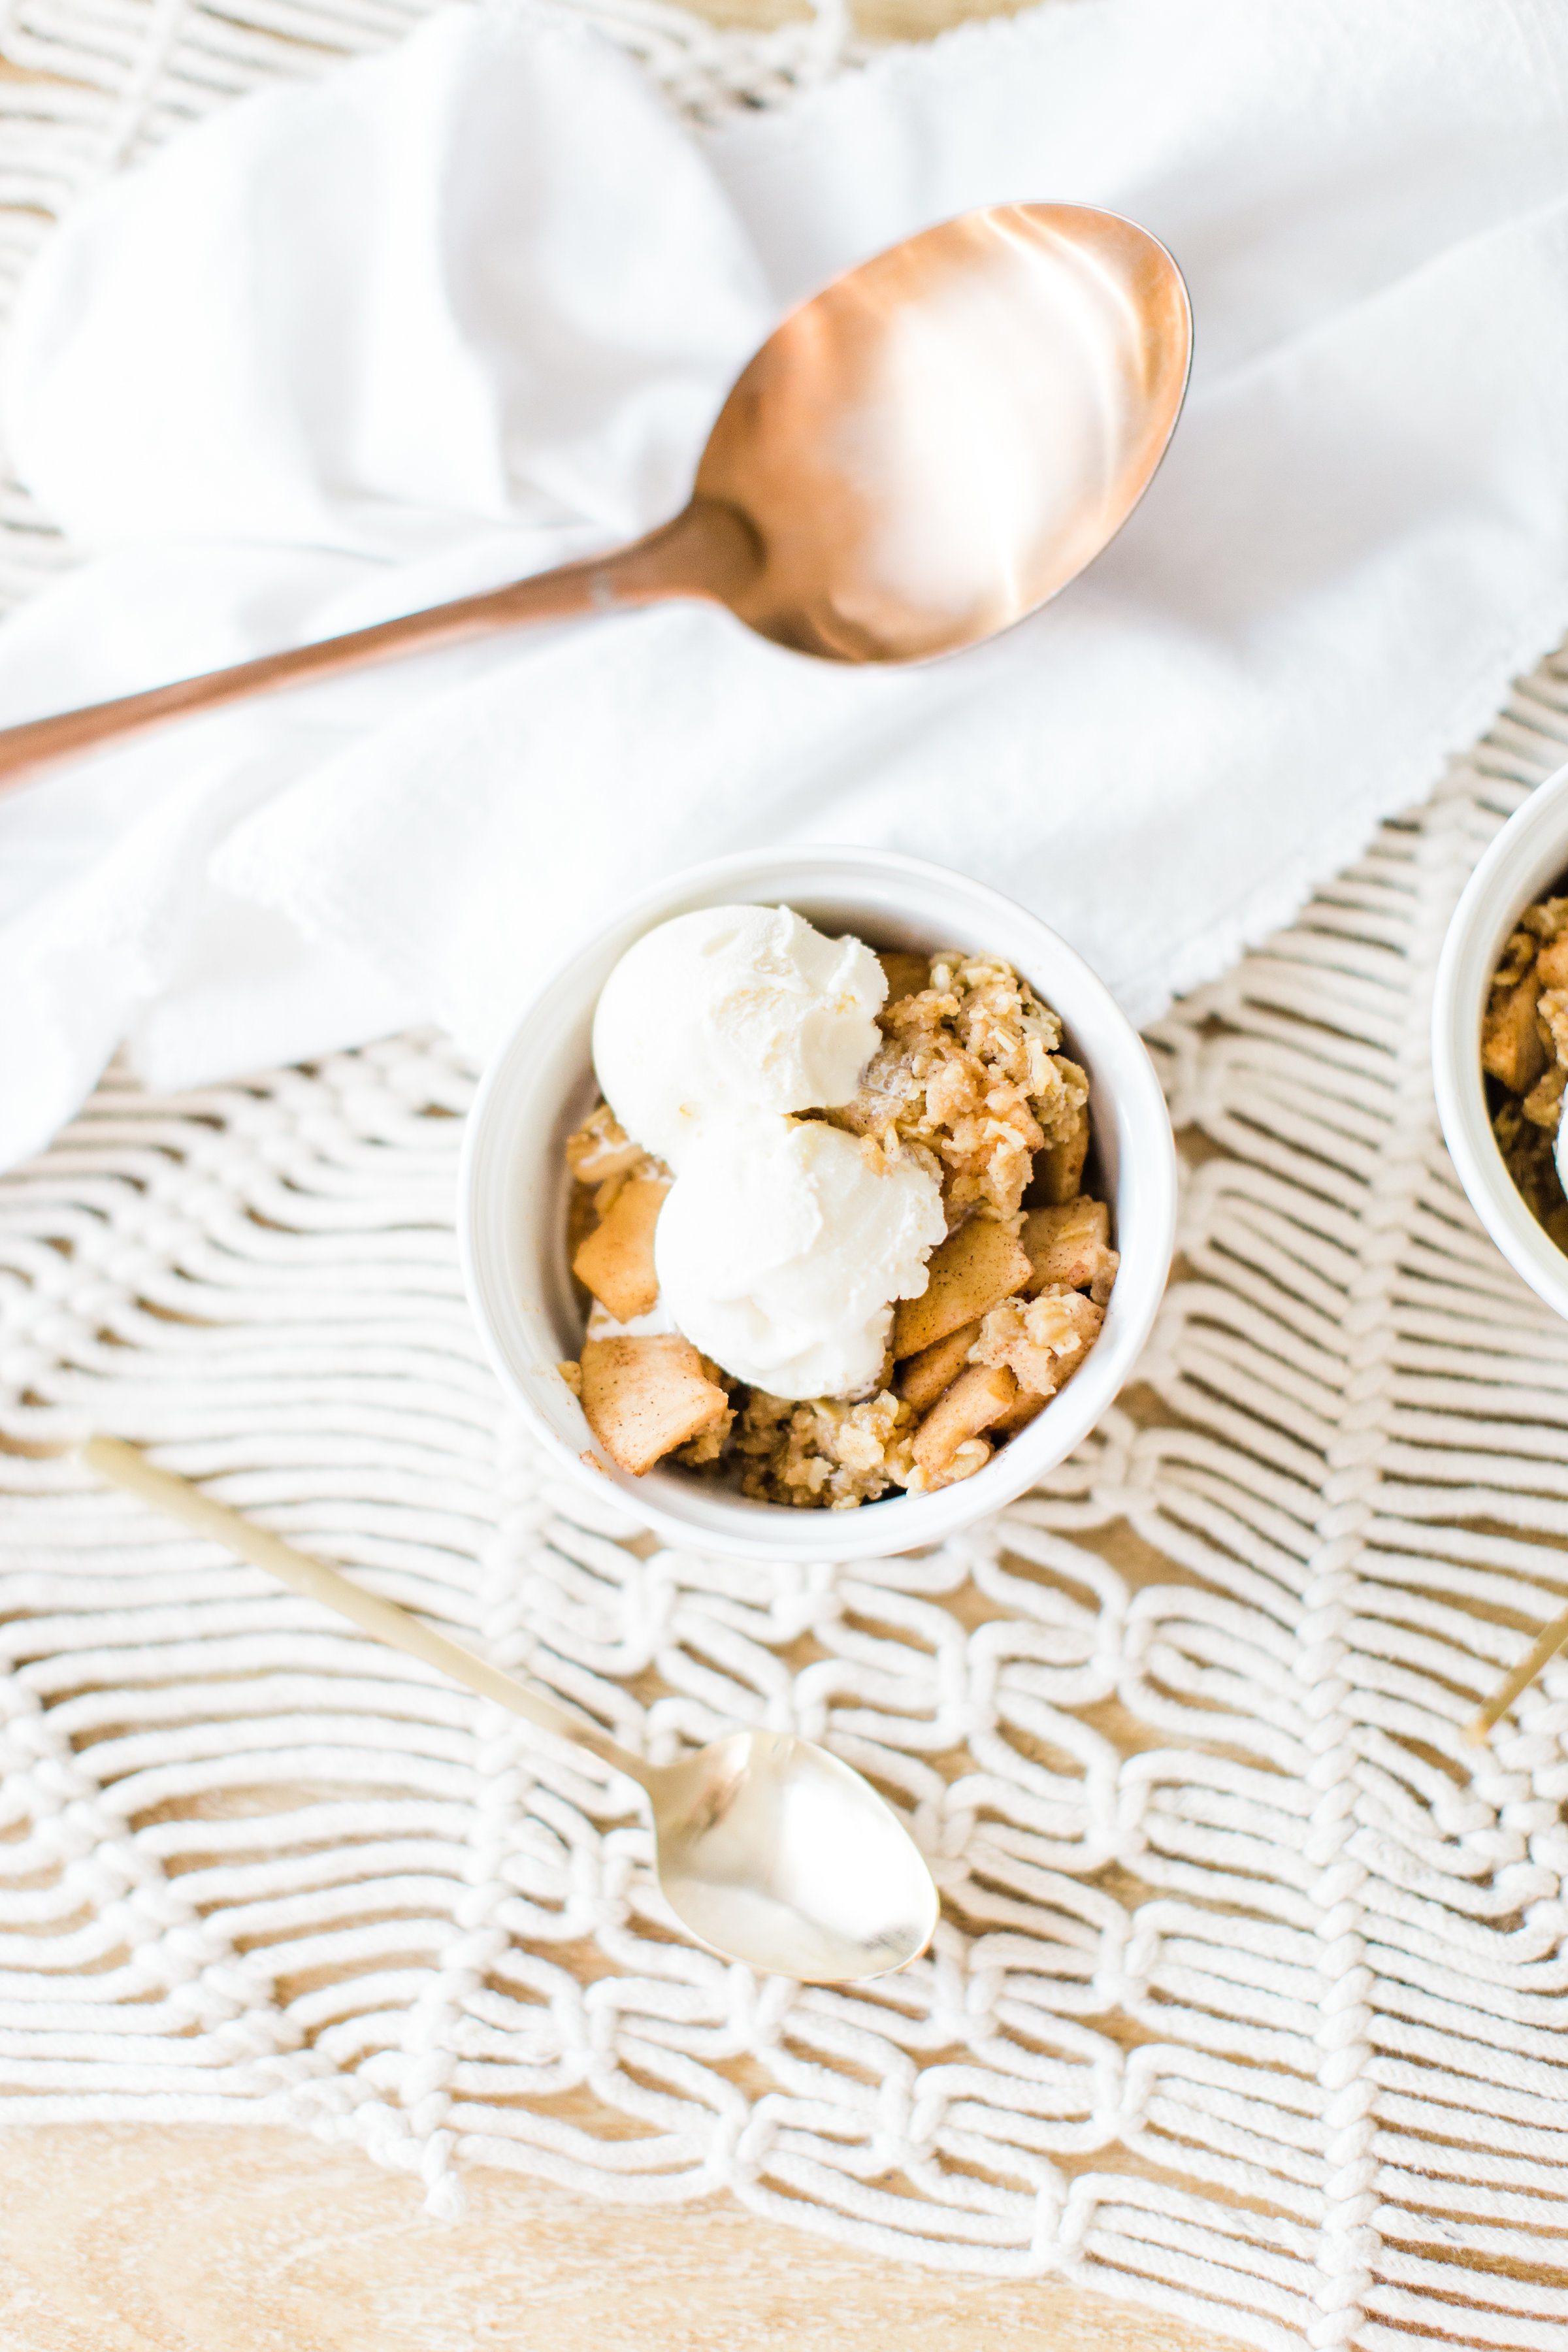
[593,905,885,1170]
[655,1119,945,1399]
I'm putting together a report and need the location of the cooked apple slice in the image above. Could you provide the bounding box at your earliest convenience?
[991,1384,1049,1435]
[1482,975,1547,1092]
[572,1177,668,1323]
[1036,1105,1090,1205]
[896,1318,981,1412]
[892,1219,1032,1358]
[579,1335,728,1477]
[1021,1198,1118,1303]
[912,1362,1017,1481]
[877,949,931,1007]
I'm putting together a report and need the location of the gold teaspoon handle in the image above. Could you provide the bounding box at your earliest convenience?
[1465,1597,1568,1745]
[79,1435,655,1791]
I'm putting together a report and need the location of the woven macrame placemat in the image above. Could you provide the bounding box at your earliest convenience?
[4,6,1568,2347]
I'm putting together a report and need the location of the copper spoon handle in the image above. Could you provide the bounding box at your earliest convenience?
[0,500,753,793]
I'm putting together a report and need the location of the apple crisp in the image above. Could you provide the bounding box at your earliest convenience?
[1482,889,1568,1248]
[560,945,1117,1505]
[827,949,1090,1226]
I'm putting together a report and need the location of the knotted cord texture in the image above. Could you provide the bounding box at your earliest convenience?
[4,3,1568,2348]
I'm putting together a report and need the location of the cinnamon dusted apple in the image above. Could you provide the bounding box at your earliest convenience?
[876,949,932,1007]
[896,1319,983,1412]
[1020,1198,1118,1304]
[1035,1104,1090,1205]
[572,1177,669,1323]
[890,1218,1032,1358]
[909,1362,1019,1490]
[579,1335,731,1477]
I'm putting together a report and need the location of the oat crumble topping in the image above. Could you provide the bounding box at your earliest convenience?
[972,1288,1105,1397]
[825,951,1088,1226]
[727,1387,919,1509]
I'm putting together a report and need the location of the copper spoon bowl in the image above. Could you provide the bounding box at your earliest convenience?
[0,201,1190,789]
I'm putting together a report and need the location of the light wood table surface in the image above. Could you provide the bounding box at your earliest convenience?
[0,1,1248,2345]
[0,2124,1242,2352]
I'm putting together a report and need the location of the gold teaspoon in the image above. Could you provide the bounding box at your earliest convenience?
[0,202,1190,790]
[81,1435,939,1983]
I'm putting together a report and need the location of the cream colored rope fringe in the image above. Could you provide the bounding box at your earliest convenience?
[4,5,1568,2348]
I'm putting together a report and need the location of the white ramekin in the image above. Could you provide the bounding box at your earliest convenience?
[459,845,1177,1560]
[1432,760,1568,1323]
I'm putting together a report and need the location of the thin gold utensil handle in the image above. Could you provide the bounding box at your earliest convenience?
[1465,1597,1568,1744]
[79,1435,650,1787]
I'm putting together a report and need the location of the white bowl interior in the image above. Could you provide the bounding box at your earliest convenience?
[1433,761,1568,1325]
[461,847,1176,1559]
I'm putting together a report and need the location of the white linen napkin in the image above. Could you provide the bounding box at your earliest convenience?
[3,0,1568,1171]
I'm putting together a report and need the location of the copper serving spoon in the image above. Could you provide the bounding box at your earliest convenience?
[0,201,1190,791]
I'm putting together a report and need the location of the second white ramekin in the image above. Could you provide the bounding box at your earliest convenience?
[1433,760,1568,1324]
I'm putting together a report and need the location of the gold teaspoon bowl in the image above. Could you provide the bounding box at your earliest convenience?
[0,202,1190,789]
[652,1730,938,1980]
